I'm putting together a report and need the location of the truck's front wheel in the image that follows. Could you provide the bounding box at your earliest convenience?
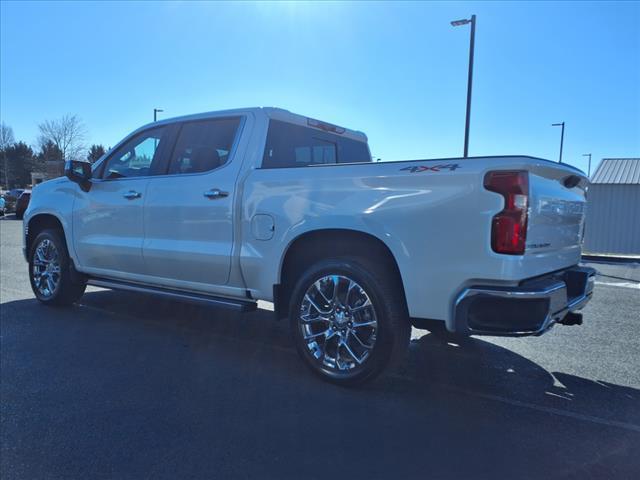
[29,229,86,306]
[289,258,410,386]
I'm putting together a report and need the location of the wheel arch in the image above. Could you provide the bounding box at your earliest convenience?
[26,213,71,259]
[274,228,408,319]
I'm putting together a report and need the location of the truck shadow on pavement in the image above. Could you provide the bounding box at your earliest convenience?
[401,334,639,428]
[2,289,639,479]
[75,289,640,430]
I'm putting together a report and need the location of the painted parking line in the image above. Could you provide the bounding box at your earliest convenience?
[595,280,640,290]
[435,383,640,433]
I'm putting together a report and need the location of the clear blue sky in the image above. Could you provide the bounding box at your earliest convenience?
[1,1,639,173]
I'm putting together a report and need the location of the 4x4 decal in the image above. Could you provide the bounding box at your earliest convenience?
[400,163,461,173]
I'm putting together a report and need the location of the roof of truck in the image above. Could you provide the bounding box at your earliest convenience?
[147,107,368,143]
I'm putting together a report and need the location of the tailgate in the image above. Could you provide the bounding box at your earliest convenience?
[525,163,587,257]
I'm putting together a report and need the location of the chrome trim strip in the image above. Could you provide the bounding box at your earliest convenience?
[456,282,565,303]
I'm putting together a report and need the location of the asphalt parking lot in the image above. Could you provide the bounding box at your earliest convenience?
[1,215,639,479]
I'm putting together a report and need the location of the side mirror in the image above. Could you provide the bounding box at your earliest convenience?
[64,160,92,192]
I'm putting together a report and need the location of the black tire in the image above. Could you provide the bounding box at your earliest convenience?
[289,257,410,386]
[28,229,86,306]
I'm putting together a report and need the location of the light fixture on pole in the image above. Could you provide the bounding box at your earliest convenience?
[153,108,164,122]
[451,14,476,158]
[552,122,565,163]
[582,153,592,177]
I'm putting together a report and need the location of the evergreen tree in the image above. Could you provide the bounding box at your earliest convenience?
[87,144,106,163]
[0,122,15,189]
[37,140,63,163]
[4,142,36,187]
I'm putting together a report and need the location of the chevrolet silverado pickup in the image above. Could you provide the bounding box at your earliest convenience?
[23,107,595,385]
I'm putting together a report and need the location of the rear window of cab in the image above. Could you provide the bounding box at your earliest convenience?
[262,120,371,168]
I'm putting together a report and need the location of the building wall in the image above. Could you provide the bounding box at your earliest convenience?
[31,172,46,186]
[583,185,640,255]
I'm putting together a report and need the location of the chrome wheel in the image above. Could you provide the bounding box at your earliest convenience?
[299,275,378,372]
[32,239,61,298]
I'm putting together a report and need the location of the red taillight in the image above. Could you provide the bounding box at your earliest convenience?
[484,171,529,255]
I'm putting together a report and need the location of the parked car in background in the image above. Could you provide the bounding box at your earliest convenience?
[3,188,25,213]
[23,107,595,385]
[15,190,31,220]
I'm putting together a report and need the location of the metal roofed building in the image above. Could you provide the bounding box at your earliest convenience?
[583,158,640,257]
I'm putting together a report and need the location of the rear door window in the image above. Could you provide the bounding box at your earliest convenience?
[167,118,241,175]
[262,120,370,168]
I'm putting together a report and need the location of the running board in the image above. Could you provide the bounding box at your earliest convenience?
[87,278,257,312]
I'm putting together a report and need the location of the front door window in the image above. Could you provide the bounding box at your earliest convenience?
[102,127,168,180]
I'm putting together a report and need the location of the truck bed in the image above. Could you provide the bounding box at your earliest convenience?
[241,155,588,325]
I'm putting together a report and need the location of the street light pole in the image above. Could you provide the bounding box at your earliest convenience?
[582,153,592,177]
[451,14,476,158]
[552,122,565,163]
[153,108,164,122]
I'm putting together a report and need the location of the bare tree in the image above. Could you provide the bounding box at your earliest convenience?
[0,122,13,149]
[1,122,15,188]
[38,114,87,161]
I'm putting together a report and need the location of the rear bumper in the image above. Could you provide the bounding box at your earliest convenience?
[454,266,595,336]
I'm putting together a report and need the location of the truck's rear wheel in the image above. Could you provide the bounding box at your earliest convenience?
[289,258,410,386]
[29,229,86,306]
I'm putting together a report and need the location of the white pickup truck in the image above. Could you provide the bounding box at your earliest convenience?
[23,107,595,384]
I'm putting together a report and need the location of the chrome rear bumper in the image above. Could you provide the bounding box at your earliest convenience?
[454,266,595,336]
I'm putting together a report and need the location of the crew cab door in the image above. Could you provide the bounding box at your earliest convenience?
[73,125,174,277]
[142,116,248,289]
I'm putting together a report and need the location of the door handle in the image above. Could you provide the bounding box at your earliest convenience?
[123,190,142,200]
[204,188,229,199]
